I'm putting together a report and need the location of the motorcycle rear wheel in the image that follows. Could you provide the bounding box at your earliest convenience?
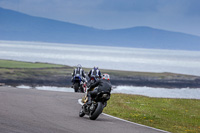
[80,86,84,93]
[74,82,79,92]
[89,102,103,120]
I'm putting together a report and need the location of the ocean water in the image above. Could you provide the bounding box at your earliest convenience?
[16,85,200,99]
[0,40,200,76]
[112,86,200,99]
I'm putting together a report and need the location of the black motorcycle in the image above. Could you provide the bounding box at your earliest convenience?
[79,91,110,120]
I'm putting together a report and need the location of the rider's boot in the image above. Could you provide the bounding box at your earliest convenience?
[87,96,92,105]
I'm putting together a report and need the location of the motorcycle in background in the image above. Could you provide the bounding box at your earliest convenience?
[72,74,86,93]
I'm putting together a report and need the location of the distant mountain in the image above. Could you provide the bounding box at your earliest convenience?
[1,7,200,51]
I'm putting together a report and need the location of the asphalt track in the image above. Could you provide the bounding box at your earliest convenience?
[0,86,170,133]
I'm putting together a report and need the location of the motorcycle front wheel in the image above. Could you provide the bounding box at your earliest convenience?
[79,107,85,117]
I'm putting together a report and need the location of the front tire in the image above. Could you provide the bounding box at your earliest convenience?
[79,107,85,117]
[89,102,103,120]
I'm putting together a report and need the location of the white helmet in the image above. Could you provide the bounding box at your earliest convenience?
[77,64,82,68]
[102,73,110,80]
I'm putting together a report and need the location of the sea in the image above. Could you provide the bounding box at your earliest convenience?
[1,40,200,99]
[16,85,200,99]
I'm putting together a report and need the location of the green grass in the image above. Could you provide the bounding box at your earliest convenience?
[0,60,65,68]
[104,94,200,133]
[0,60,73,80]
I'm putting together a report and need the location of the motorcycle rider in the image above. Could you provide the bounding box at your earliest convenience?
[71,64,87,86]
[87,66,102,86]
[86,73,112,105]
[88,66,102,79]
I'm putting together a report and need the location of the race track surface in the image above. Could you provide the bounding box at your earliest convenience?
[0,86,169,133]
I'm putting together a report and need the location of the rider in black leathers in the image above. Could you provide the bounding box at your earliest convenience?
[87,74,112,105]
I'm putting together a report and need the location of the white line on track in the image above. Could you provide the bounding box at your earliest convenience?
[78,99,170,133]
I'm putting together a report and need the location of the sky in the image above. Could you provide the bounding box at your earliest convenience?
[0,0,200,36]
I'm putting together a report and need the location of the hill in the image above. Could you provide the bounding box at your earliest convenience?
[1,7,200,51]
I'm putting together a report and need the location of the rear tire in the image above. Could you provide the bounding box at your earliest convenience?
[74,83,79,92]
[80,86,84,93]
[89,102,103,120]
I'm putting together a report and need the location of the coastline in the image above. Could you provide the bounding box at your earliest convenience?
[1,71,200,89]
[1,59,200,88]
[2,79,200,89]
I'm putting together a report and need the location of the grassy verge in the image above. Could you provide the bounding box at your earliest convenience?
[104,94,200,133]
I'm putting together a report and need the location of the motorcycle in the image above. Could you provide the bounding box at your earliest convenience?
[87,75,100,87]
[79,91,110,120]
[72,74,86,93]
